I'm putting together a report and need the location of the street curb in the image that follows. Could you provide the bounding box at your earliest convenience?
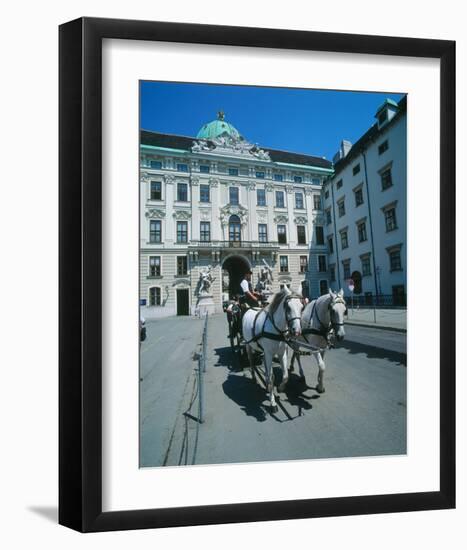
[345,320,407,333]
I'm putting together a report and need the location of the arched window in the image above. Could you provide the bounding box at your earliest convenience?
[229,215,241,243]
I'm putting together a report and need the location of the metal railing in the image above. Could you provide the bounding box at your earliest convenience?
[344,293,407,308]
[197,312,209,424]
[189,240,280,250]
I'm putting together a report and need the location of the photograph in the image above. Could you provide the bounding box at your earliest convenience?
[138,81,407,468]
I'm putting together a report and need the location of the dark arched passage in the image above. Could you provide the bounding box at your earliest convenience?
[222,255,251,299]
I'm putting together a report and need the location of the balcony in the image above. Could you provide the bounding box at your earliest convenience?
[188,240,280,251]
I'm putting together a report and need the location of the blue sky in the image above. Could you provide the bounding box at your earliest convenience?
[140,81,404,161]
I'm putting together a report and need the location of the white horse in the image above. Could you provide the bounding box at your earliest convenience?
[290,289,346,394]
[242,287,302,413]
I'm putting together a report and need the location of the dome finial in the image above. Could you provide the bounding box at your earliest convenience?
[217,110,225,121]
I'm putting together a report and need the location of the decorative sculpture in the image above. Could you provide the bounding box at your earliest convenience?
[199,265,216,295]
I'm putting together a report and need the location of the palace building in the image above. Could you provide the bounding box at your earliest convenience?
[140,111,333,316]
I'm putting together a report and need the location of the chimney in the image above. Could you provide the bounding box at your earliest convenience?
[333,140,352,163]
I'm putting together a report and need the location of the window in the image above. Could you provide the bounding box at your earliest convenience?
[336,179,343,190]
[300,256,308,273]
[357,220,368,242]
[361,255,371,276]
[176,221,188,243]
[342,260,351,280]
[149,287,161,306]
[200,221,211,242]
[177,256,188,276]
[255,171,265,179]
[381,167,393,190]
[330,265,336,282]
[149,220,161,243]
[378,109,388,125]
[229,215,241,242]
[354,187,364,206]
[318,255,327,272]
[378,140,389,155]
[199,164,210,173]
[294,175,303,183]
[352,163,361,175]
[297,225,307,244]
[149,256,161,277]
[200,184,210,203]
[276,191,285,208]
[316,226,324,245]
[258,224,268,243]
[150,160,162,169]
[389,248,402,271]
[340,230,349,249]
[338,198,346,217]
[229,186,239,205]
[325,209,332,225]
[319,280,329,295]
[274,173,283,182]
[384,207,397,231]
[277,225,287,244]
[279,256,289,272]
[177,163,188,172]
[314,195,322,210]
[177,182,188,202]
[257,188,266,206]
[312,178,321,186]
[328,236,334,254]
[324,190,329,199]
[228,167,238,176]
[150,181,162,200]
[295,192,304,209]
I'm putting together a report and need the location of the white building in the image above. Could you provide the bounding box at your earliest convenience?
[140,111,333,316]
[320,97,407,305]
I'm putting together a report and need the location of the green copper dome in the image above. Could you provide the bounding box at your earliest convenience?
[196,111,243,141]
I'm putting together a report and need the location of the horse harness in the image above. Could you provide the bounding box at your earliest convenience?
[298,295,346,352]
[243,295,302,352]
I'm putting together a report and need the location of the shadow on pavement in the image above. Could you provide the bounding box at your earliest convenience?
[213,345,243,371]
[222,374,269,422]
[336,339,407,366]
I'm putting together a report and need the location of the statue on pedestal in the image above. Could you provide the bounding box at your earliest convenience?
[198,265,216,296]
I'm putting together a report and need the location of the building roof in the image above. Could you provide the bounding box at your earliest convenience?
[196,111,243,141]
[332,95,407,176]
[140,129,332,170]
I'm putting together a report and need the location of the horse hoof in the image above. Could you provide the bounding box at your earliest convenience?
[278,383,286,392]
[317,386,326,394]
[271,405,278,414]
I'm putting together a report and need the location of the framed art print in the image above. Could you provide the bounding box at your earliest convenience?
[59,17,455,532]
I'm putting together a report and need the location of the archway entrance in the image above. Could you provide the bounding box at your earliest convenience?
[351,271,362,294]
[222,255,251,299]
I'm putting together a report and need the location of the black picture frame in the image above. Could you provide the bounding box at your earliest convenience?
[59,17,456,532]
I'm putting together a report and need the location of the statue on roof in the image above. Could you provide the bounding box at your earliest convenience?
[217,110,225,121]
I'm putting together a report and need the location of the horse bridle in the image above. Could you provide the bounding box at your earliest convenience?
[267,295,302,335]
[311,295,346,335]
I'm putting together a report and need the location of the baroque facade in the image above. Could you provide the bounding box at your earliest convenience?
[320,97,407,304]
[140,112,333,316]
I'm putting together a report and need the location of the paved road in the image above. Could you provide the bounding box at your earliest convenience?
[140,314,406,467]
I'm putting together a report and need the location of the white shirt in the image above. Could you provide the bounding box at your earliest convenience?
[240,279,250,293]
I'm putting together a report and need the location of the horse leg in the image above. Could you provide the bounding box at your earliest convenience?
[315,351,326,393]
[246,345,257,382]
[289,352,295,373]
[278,347,289,392]
[296,353,306,383]
[264,351,278,413]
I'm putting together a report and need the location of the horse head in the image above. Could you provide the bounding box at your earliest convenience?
[329,289,346,341]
